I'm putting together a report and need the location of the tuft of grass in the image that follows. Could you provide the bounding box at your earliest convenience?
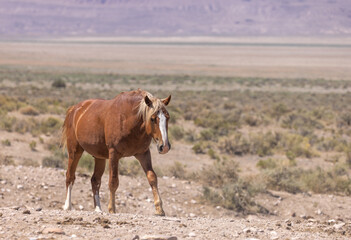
[201,159,267,214]
[19,106,39,116]
[119,159,143,176]
[1,139,11,146]
[78,153,95,172]
[52,79,66,88]
[29,140,37,151]
[42,156,64,169]
[169,125,185,141]
[167,161,188,179]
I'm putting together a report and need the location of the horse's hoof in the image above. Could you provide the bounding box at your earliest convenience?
[63,205,71,211]
[155,211,165,216]
[95,207,103,213]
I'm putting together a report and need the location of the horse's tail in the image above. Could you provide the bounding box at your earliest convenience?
[61,105,76,151]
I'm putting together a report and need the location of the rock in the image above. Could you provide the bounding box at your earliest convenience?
[71,234,77,238]
[35,207,42,212]
[188,232,196,237]
[23,210,31,214]
[328,219,336,225]
[243,227,257,234]
[141,235,177,240]
[291,212,296,217]
[16,185,24,190]
[132,235,140,240]
[333,222,345,230]
[189,213,196,218]
[78,205,84,210]
[42,227,65,235]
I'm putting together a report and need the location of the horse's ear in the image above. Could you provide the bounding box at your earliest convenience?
[162,95,171,106]
[144,95,153,108]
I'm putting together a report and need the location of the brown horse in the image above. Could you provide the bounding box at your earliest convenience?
[61,89,171,215]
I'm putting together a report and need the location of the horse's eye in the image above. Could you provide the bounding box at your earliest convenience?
[151,117,156,123]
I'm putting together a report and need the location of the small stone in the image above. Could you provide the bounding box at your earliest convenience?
[132,235,140,240]
[190,199,197,204]
[103,224,110,229]
[328,219,336,225]
[316,209,322,215]
[23,210,31,214]
[291,212,296,217]
[35,207,42,212]
[334,222,345,230]
[188,232,196,237]
[216,206,221,209]
[189,213,196,218]
[17,185,24,190]
[79,205,84,210]
[42,227,65,235]
[141,235,177,240]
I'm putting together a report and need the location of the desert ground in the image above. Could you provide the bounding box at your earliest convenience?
[1,38,351,239]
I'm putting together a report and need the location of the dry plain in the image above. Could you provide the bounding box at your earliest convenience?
[1,38,351,239]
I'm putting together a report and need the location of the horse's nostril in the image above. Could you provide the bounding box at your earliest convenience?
[159,145,164,152]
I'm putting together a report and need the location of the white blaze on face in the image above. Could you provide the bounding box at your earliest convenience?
[63,183,72,210]
[158,111,168,145]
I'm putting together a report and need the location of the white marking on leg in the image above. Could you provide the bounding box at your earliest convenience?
[63,183,72,210]
[94,194,102,212]
[158,111,168,145]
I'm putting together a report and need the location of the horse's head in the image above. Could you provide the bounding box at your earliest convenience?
[142,94,171,154]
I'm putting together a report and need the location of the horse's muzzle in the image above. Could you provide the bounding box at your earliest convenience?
[158,142,171,154]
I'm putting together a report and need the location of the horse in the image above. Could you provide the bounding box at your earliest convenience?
[61,89,171,216]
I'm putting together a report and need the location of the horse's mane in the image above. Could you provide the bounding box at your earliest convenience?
[137,91,164,124]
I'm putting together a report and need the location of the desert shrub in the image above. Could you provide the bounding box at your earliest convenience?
[258,160,351,195]
[78,153,95,172]
[199,129,217,141]
[250,132,280,157]
[207,148,219,160]
[192,142,206,154]
[280,134,318,159]
[219,133,250,156]
[270,103,290,121]
[200,159,239,187]
[337,112,351,128]
[169,125,185,141]
[256,158,278,170]
[52,79,66,88]
[19,106,39,116]
[167,161,188,179]
[40,117,62,134]
[0,154,15,166]
[1,139,11,146]
[261,167,304,194]
[0,95,22,113]
[119,159,143,176]
[29,140,37,151]
[201,159,267,213]
[42,156,64,169]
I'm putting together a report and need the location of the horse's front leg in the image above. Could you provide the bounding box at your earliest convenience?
[108,148,121,213]
[135,150,165,216]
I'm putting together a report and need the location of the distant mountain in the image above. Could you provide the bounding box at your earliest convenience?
[0,0,351,37]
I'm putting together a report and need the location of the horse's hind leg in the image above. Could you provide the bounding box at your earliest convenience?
[108,148,122,213]
[135,149,165,216]
[91,158,106,212]
[63,141,84,210]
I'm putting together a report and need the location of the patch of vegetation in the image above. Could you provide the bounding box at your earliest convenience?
[119,159,143,176]
[201,159,267,214]
[19,106,39,116]
[1,139,11,146]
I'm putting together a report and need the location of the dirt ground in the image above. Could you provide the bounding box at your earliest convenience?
[1,164,351,239]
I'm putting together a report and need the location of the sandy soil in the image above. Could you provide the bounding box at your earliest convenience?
[1,165,351,239]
